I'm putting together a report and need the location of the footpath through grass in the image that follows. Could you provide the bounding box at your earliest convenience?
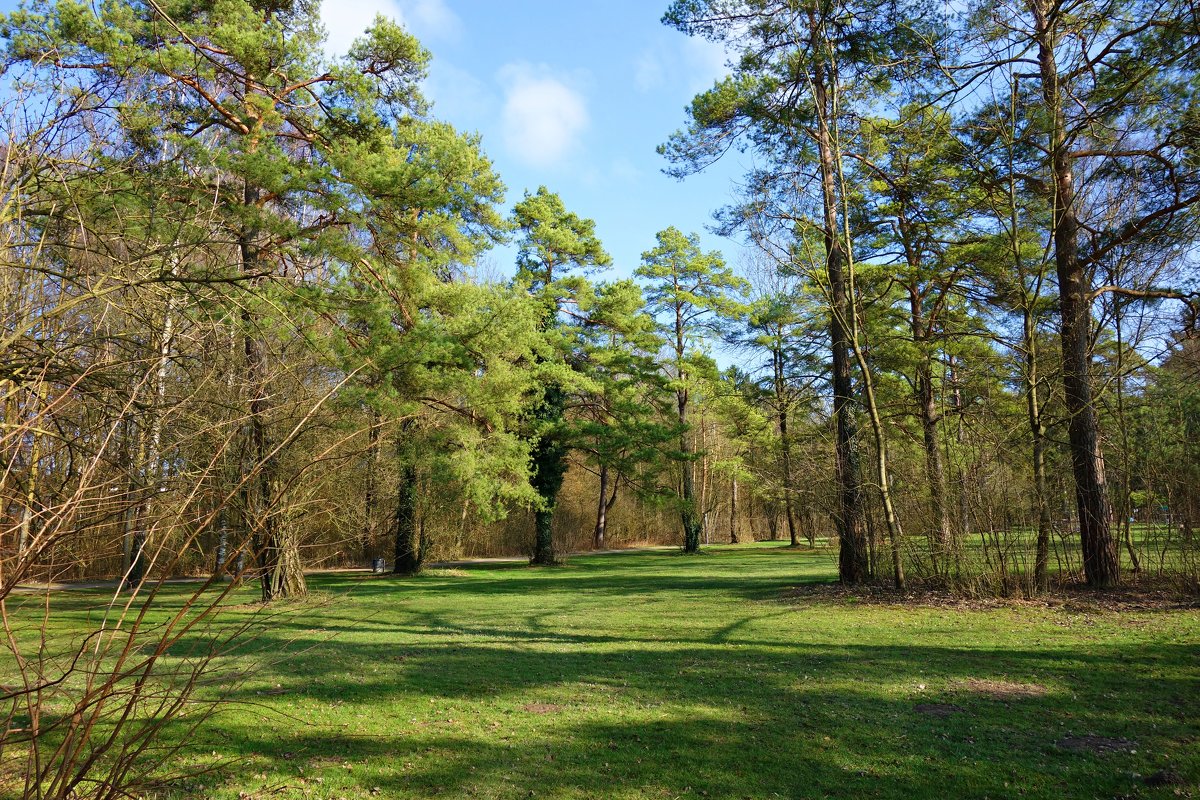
[20,544,1200,799]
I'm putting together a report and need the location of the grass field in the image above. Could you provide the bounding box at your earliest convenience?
[7,543,1200,799]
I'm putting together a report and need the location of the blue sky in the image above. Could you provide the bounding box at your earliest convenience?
[0,0,749,279]
[321,0,749,280]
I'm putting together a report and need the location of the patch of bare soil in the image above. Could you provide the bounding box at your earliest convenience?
[1055,734,1138,754]
[522,703,563,714]
[782,577,1200,612]
[954,678,1049,700]
[1144,769,1185,787]
[914,702,966,718]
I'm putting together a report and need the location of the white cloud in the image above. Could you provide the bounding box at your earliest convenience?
[319,0,459,57]
[406,0,460,39]
[321,0,403,56]
[683,37,729,92]
[634,50,666,92]
[633,35,729,95]
[424,61,494,128]
[497,64,589,169]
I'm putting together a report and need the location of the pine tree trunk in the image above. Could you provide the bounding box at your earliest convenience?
[810,17,867,583]
[240,182,303,602]
[679,387,702,554]
[1033,4,1119,588]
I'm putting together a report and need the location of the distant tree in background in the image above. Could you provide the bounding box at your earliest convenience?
[637,227,747,553]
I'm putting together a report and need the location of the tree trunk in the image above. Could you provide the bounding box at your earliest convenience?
[1033,4,1119,587]
[593,464,611,550]
[911,290,952,576]
[680,390,702,554]
[393,463,420,575]
[779,399,799,547]
[215,510,230,578]
[529,381,567,565]
[363,409,381,562]
[810,20,867,583]
[729,474,739,544]
[235,94,305,601]
[17,389,44,560]
[1027,323,1056,587]
[126,299,174,591]
[1113,303,1142,575]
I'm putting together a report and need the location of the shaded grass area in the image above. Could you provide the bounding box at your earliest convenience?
[9,543,1200,799]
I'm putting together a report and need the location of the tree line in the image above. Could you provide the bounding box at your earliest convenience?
[2,0,1199,609]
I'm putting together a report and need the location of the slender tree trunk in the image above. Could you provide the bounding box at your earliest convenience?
[778,390,799,546]
[1113,303,1142,574]
[215,509,230,578]
[853,351,907,591]
[1033,4,1119,587]
[1028,329,1054,591]
[910,290,952,575]
[126,300,174,591]
[594,464,610,550]
[730,474,739,544]
[1005,116,1054,592]
[17,386,44,560]
[949,355,971,538]
[363,409,381,562]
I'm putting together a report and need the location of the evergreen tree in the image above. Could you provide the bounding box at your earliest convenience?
[637,227,747,553]
[511,187,611,565]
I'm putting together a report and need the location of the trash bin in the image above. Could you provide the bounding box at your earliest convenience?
[371,557,386,574]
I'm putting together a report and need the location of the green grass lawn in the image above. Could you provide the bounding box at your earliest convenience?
[8,543,1200,799]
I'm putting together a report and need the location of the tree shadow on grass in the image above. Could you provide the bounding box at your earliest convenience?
[34,546,1198,799]
[181,623,1200,800]
[190,629,1198,799]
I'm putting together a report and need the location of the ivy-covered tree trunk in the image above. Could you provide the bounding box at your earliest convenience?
[393,463,420,575]
[530,384,568,565]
